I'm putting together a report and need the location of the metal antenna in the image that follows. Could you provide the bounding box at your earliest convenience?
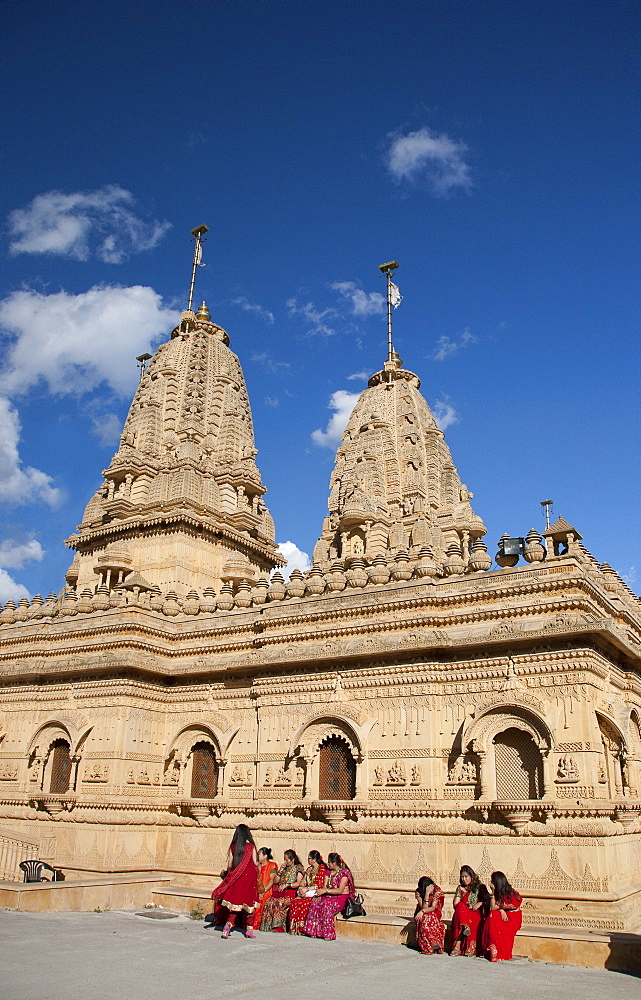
[187,225,210,312]
[136,353,152,381]
[378,260,400,362]
[540,499,554,529]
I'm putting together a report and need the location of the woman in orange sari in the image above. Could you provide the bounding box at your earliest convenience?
[251,847,278,932]
[450,865,488,957]
[481,871,523,962]
[414,876,445,955]
[288,851,328,934]
[210,824,259,939]
[260,850,304,932]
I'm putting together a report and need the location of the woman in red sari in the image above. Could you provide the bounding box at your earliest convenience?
[260,850,304,932]
[251,847,278,932]
[481,870,523,962]
[210,824,259,939]
[450,865,488,957]
[288,851,328,934]
[303,853,355,940]
[414,876,445,955]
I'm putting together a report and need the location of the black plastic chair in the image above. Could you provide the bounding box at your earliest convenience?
[19,859,58,883]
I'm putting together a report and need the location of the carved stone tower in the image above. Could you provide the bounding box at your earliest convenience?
[65,301,282,595]
[312,351,489,574]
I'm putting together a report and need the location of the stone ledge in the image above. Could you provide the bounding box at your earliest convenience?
[0,874,171,912]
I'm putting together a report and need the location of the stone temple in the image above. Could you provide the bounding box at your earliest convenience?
[0,264,639,965]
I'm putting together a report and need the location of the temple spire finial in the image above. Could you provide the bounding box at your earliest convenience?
[187,224,210,312]
[378,259,401,364]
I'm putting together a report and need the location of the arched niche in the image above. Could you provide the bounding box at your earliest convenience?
[290,715,365,801]
[165,723,236,799]
[464,704,553,801]
[597,713,627,799]
[27,721,81,793]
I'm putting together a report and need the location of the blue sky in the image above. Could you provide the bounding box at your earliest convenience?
[1,0,638,599]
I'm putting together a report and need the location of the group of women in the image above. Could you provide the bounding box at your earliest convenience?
[211,825,522,960]
[211,825,355,941]
[415,865,522,962]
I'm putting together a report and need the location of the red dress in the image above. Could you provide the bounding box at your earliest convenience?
[415,884,445,954]
[450,883,486,956]
[289,864,328,934]
[211,842,259,916]
[481,890,522,961]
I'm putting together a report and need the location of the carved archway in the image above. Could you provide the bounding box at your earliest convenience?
[597,713,627,798]
[165,723,233,798]
[27,721,78,792]
[464,705,553,801]
[290,715,364,801]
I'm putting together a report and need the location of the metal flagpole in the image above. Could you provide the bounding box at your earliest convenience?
[378,260,400,364]
[187,224,210,312]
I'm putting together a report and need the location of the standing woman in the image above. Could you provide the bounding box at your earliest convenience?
[211,824,259,939]
[289,851,328,934]
[414,876,445,955]
[251,847,278,932]
[303,852,355,940]
[450,865,488,957]
[260,849,304,932]
[482,871,523,962]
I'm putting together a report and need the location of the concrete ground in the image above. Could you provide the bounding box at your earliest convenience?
[1,909,638,1000]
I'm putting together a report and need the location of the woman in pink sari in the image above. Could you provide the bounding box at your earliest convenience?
[210,824,259,939]
[303,852,355,940]
[289,851,328,935]
[481,871,523,962]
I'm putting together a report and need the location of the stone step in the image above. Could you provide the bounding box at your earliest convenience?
[150,886,641,973]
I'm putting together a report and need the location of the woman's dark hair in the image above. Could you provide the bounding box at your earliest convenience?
[416,875,435,900]
[459,865,480,889]
[284,849,302,867]
[491,870,514,905]
[230,824,255,868]
[308,850,323,864]
[328,852,348,870]
[258,846,273,861]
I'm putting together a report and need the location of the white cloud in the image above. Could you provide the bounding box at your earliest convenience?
[0,285,181,398]
[0,537,44,569]
[7,185,171,263]
[232,297,275,324]
[0,397,59,506]
[250,352,290,374]
[331,282,385,317]
[432,326,476,362]
[387,126,472,195]
[264,396,280,408]
[432,398,459,431]
[347,371,370,381]
[275,541,311,579]
[287,298,337,337]
[90,412,123,447]
[312,389,360,448]
[0,535,45,605]
[0,569,30,604]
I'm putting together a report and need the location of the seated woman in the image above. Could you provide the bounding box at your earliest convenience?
[450,865,488,957]
[481,871,522,962]
[251,847,278,932]
[414,875,445,955]
[260,849,304,932]
[289,851,328,935]
[303,852,355,940]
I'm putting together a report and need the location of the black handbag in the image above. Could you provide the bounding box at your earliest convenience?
[343,893,366,919]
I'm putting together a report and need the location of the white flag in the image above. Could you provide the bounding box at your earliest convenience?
[389,281,402,308]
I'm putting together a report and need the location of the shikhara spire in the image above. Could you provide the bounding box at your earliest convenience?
[312,260,488,574]
[64,228,282,596]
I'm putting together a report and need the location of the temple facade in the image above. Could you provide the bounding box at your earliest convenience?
[0,287,640,943]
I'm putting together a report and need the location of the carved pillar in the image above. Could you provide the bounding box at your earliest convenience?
[475,747,492,800]
[217,758,228,799]
[541,748,554,799]
[354,752,365,800]
[71,754,82,792]
[301,754,314,801]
